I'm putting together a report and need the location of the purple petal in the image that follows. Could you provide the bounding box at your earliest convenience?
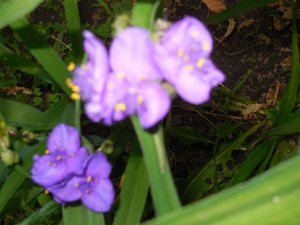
[174,62,225,104]
[73,31,109,101]
[161,16,213,58]
[49,176,83,202]
[31,154,70,187]
[67,147,89,175]
[47,124,80,154]
[85,152,112,179]
[82,178,115,212]
[110,27,162,83]
[136,82,171,128]
[83,30,109,76]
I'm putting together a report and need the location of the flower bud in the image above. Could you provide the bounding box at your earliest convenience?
[1,150,18,166]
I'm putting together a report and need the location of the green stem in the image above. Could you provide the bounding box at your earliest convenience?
[74,99,81,132]
[131,115,181,215]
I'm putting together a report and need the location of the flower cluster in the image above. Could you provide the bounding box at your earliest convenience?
[31,124,114,212]
[71,16,225,128]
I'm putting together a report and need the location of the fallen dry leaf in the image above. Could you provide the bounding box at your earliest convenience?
[238,18,255,31]
[265,81,280,107]
[242,103,264,119]
[257,33,271,45]
[273,15,290,31]
[0,87,32,95]
[202,0,226,13]
[280,56,292,67]
[219,18,235,42]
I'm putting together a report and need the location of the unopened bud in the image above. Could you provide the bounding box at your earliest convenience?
[1,150,19,166]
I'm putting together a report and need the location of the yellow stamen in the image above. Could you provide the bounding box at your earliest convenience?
[184,64,194,72]
[66,78,72,87]
[177,48,184,58]
[56,155,62,160]
[107,82,114,90]
[74,182,79,188]
[197,58,205,68]
[203,42,210,51]
[117,72,126,79]
[115,103,127,111]
[45,149,50,155]
[71,93,81,100]
[191,31,199,38]
[86,176,92,182]
[71,85,80,93]
[44,190,49,195]
[67,62,75,71]
[137,95,144,104]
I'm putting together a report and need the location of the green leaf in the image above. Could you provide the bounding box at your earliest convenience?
[18,201,60,225]
[113,140,149,225]
[205,0,279,24]
[131,116,181,215]
[0,97,74,131]
[63,204,106,225]
[273,1,299,125]
[10,18,72,95]
[130,0,161,29]
[166,126,213,145]
[228,140,276,186]
[0,43,40,75]
[0,140,45,214]
[0,0,44,29]
[183,121,265,201]
[64,0,83,63]
[143,154,300,225]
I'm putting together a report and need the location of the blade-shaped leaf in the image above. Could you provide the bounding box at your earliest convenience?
[131,116,181,215]
[0,97,74,131]
[143,154,300,225]
[274,2,299,125]
[113,140,149,225]
[0,0,44,29]
[63,0,83,63]
[18,201,60,225]
[63,205,106,225]
[10,18,72,95]
[0,140,45,214]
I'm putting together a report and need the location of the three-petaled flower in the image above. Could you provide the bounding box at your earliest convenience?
[155,16,225,104]
[31,124,89,187]
[31,124,115,213]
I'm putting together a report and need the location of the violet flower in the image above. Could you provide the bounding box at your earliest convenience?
[31,124,88,187]
[49,152,115,213]
[104,27,171,128]
[155,16,225,104]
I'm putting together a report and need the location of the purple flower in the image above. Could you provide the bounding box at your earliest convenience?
[72,31,110,122]
[155,16,225,104]
[72,28,171,128]
[49,152,115,213]
[103,27,171,128]
[31,124,89,187]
